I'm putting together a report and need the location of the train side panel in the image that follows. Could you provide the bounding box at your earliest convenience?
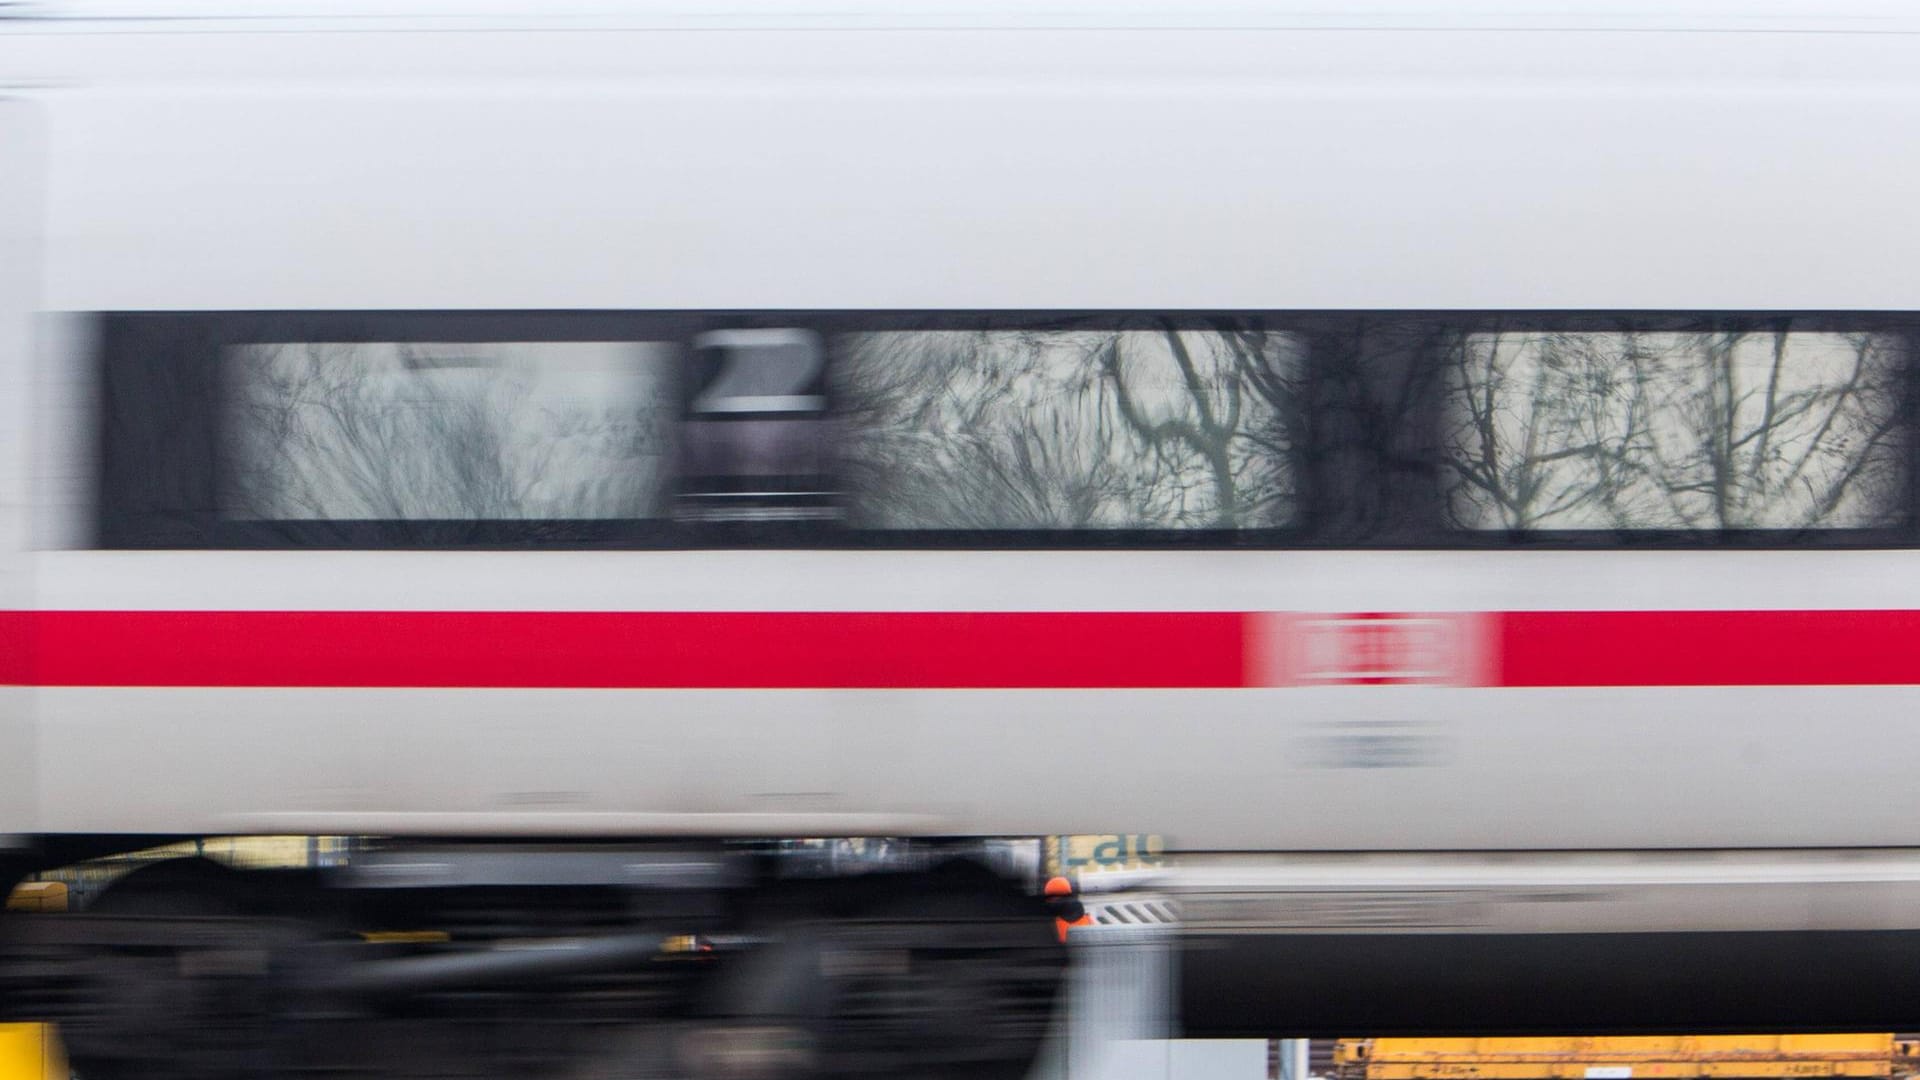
[22,553,1920,852]
[9,21,1920,853]
[10,26,1920,313]
[0,101,39,844]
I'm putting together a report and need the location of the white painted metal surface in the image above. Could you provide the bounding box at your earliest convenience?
[1097,1041,1269,1080]
[1049,909,1177,1080]
[0,98,39,849]
[1161,851,1920,934]
[1,28,1915,314]
[10,0,1920,32]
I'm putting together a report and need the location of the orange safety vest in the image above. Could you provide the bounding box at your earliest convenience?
[1045,876,1093,942]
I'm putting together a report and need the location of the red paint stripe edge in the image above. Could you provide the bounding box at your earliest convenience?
[7,611,1247,690]
[5,609,1920,689]
[1499,610,1920,688]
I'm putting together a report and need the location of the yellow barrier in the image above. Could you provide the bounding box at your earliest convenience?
[0,1026,63,1080]
[1338,1037,1903,1080]
[2,878,68,1078]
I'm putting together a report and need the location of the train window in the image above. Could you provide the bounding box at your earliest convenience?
[833,324,1302,530]
[93,312,1919,549]
[223,341,677,521]
[1439,330,1906,531]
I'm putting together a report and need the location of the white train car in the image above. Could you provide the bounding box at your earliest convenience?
[8,1,1920,1076]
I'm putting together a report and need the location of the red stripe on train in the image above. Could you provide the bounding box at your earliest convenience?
[1,609,1917,689]
[1498,610,1920,688]
[0,610,1246,689]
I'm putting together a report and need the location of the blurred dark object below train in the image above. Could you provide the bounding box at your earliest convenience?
[0,841,1063,1080]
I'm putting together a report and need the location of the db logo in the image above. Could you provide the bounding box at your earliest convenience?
[1251,612,1492,687]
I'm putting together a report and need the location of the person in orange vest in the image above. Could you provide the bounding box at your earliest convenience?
[1045,876,1092,942]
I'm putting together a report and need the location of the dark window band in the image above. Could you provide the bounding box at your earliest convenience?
[93,311,1920,550]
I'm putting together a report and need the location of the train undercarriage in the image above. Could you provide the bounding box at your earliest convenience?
[0,842,1067,1080]
[23,843,1920,1078]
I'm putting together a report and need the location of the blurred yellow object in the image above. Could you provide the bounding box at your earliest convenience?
[0,1024,65,1080]
[1044,834,1164,877]
[3,883,66,914]
[118,836,345,870]
[1337,1037,1904,1080]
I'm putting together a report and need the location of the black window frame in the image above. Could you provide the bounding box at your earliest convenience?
[91,309,1920,551]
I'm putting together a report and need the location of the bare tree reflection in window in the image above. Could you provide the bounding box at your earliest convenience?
[835,323,1301,530]
[1443,330,1904,530]
[225,341,674,521]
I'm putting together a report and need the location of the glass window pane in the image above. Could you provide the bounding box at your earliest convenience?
[1441,330,1905,530]
[224,341,675,521]
[835,325,1301,529]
